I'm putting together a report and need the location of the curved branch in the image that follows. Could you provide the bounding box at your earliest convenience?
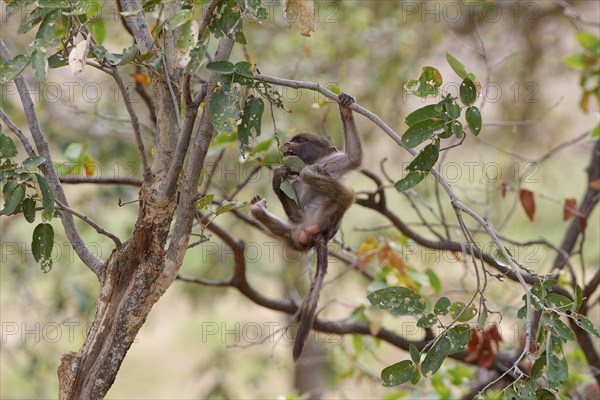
[56,200,122,246]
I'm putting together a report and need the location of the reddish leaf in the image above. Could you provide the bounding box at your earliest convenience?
[465,329,481,362]
[563,198,577,221]
[478,339,494,368]
[484,324,503,351]
[500,181,512,198]
[519,189,535,221]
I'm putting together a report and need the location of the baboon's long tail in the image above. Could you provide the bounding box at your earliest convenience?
[293,238,328,361]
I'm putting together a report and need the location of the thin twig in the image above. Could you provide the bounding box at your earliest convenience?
[55,200,122,246]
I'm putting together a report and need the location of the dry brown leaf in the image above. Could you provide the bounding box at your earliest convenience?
[519,189,535,221]
[589,178,600,192]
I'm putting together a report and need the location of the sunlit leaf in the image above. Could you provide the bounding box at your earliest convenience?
[367,286,426,316]
[0,55,31,83]
[381,360,415,387]
[449,302,477,322]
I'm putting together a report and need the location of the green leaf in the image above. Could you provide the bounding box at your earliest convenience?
[477,308,488,328]
[0,55,31,84]
[446,325,472,353]
[206,61,235,74]
[433,297,450,316]
[573,314,600,338]
[530,353,546,379]
[238,96,264,151]
[215,200,246,216]
[381,360,415,387]
[444,100,461,119]
[34,173,54,215]
[210,83,242,134]
[545,293,574,312]
[118,44,140,66]
[401,119,446,148]
[535,389,557,400]
[88,17,106,45]
[406,143,439,173]
[3,183,25,215]
[425,268,441,294]
[279,178,299,207]
[421,336,452,377]
[576,32,600,54]
[0,133,18,157]
[18,7,54,34]
[283,156,306,173]
[465,106,482,136]
[196,194,214,210]
[184,40,207,75]
[451,120,464,139]
[234,61,253,78]
[562,53,586,69]
[409,343,421,364]
[167,9,192,30]
[48,52,68,69]
[420,66,442,87]
[546,352,568,387]
[551,317,576,342]
[417,313,436,329]
[512,379,538,400]
[394,171,426,192]
[405,104,444,127]
[30,49,47,80]
[23,156,46,169]
[32,222,54,271]
[22,197,36,223]
[367,286,427,316]
[445,52,476,81]
[449,301,477,322]
[459,78,478,106]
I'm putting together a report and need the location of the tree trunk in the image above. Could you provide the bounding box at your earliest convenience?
[57,185,176,399]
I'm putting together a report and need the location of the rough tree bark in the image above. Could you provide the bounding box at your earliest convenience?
[55,1,233,397]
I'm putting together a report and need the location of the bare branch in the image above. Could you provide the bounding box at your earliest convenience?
[0,108,36,157]
[55,200,122,246]
[59,176,143,186]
